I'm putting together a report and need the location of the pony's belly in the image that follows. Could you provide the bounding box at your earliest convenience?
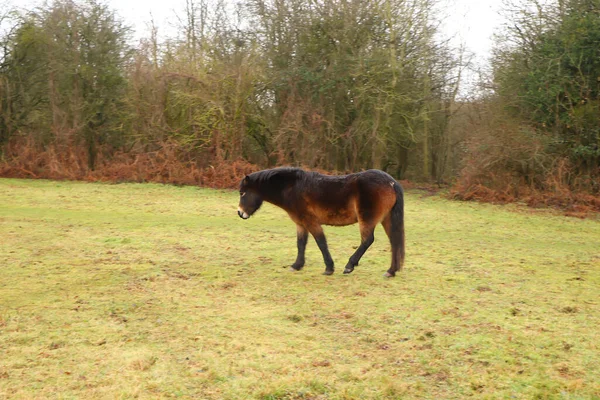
[303,194,359,226]
[319,210,358,226]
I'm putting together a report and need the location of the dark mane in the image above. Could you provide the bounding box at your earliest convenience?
[247,167,306,185]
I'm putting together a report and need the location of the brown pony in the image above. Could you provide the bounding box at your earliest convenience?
[237,168,405,277]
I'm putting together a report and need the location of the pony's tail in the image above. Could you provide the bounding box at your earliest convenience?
[388,182,405,276]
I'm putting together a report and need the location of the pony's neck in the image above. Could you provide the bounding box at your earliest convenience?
[253,168,302,208]
[260,184,286,207]
[256,178,289,207]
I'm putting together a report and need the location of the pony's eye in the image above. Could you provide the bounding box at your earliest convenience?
[240,192,246,197]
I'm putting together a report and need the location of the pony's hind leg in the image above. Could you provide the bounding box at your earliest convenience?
[343,220,376,274]
[290,225,308,271]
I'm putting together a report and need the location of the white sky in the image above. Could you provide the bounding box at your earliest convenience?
[106,0,505,63]
[441,0,504,60]
[438,0,505,93]
[5,0,504,59]
[4,0,505,91]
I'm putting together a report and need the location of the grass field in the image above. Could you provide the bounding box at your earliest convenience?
[0,178,599,399]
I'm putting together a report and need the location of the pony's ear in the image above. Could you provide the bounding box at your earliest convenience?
[242,175,250,184]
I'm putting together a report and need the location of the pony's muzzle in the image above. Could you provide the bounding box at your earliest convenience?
[237,208,249,219]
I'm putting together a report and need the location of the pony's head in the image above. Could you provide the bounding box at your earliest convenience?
[237,175,263,219]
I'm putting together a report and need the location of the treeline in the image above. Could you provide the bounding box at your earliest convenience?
[0,0,599,209]
[452,0,600,211]
[0,0,463,185]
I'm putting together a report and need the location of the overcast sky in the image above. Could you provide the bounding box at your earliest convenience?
[106,0,504,63]
[5,0,505,88]
[6,0,505,59]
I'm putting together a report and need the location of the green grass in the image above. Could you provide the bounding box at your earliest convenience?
[0,178,599,399]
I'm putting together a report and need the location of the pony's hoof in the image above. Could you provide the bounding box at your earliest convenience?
[289,266,302,272]
[343,267,354,274]
[322,270,334,276]
[384,272,395,278]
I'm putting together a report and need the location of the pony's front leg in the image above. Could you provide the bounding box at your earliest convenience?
[308,224,335,275]
[290,225,308,271]
[343,223,375,274]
